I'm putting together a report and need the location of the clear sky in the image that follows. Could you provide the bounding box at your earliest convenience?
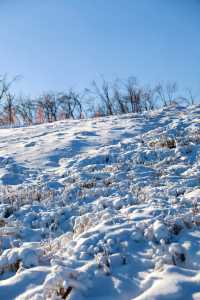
[0,0,200,97]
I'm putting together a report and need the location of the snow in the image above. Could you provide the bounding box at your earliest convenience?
[0,104,200,299]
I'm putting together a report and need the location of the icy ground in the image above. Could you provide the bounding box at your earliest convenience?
[0,104,200,300]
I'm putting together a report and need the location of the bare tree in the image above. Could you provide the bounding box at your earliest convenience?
[58,90,83,119]
[124,77,143,113]
[166,82,178,105]
[186,89,195,105]
[38,93,58,123]
[0,75,12,102]
[155,82,178,106]
[90,79,115,116]
[142,87,155,111]
[0,75,21,126]
[112,80,128,114]
[4,93,16,125]
[16,97,35,125]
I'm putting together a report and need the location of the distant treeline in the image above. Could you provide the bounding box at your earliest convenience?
[0,74,197,126]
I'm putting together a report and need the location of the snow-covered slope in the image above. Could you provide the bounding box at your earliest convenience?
[0,104,200,300]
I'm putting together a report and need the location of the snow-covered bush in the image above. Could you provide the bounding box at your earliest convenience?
[43,265,89,299]
[169,243,187,266]
[0,244,44,274]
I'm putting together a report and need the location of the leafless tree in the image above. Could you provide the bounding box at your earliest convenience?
[124,77,143,113]
[38,93,58,122]
[0,75,21,126]
[166,82,178,105]
[0,75,12,102]
[16,97,35,125]
[4,93,16,125]
[90,79,115,116]
[186,89,195,105]
[155,82,178,106]
[112,80,129,114]
[142,87,156,111]
[58,90,83,119]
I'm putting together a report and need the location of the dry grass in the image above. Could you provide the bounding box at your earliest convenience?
[149,137,176,149]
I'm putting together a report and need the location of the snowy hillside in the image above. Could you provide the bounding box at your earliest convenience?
[0,104,200,300]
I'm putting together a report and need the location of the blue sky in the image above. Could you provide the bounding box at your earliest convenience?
[0,0,200,97]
